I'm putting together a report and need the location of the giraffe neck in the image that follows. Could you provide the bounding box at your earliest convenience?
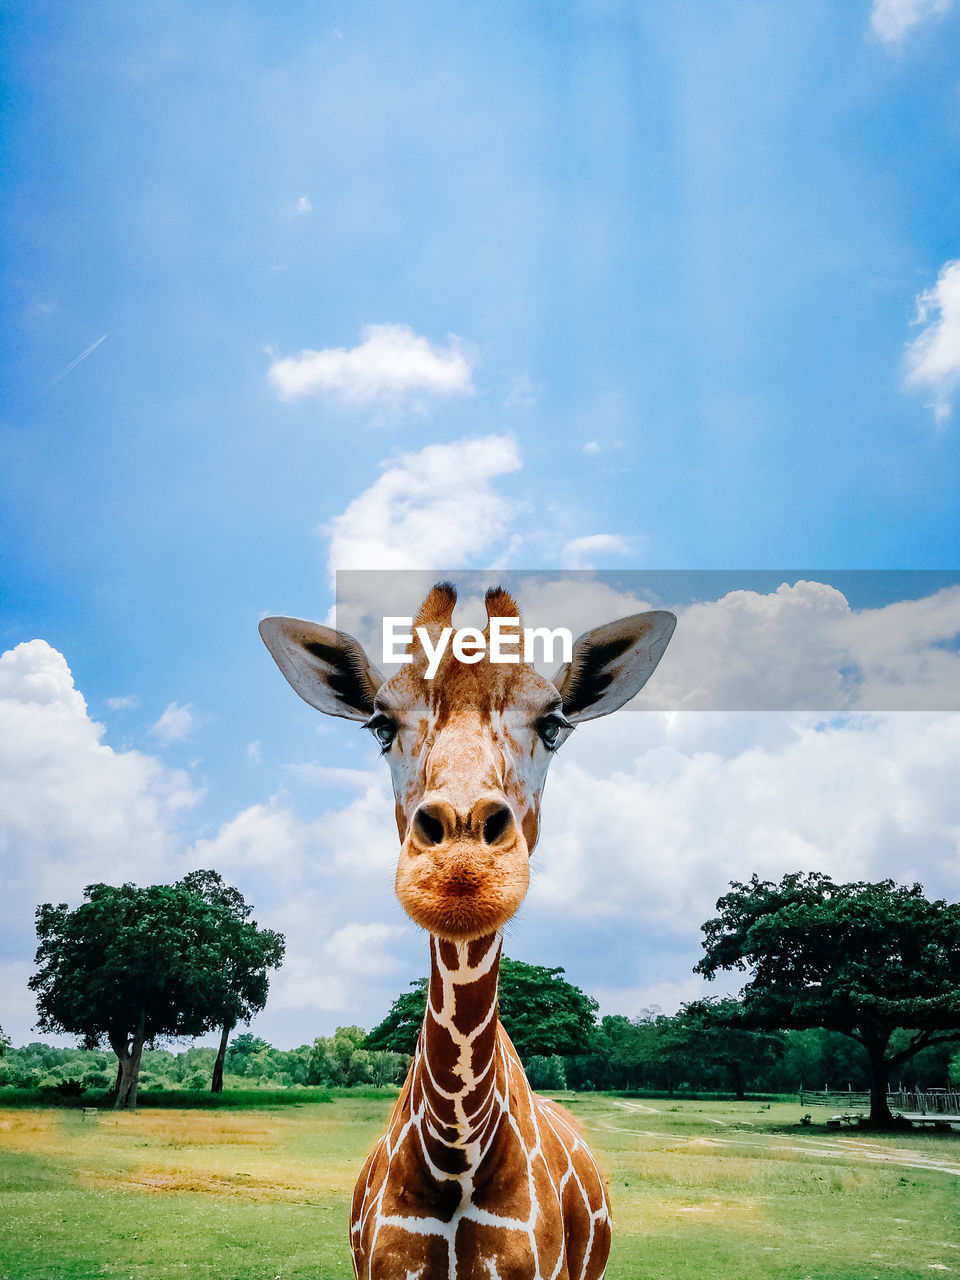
[414,931,504,1161]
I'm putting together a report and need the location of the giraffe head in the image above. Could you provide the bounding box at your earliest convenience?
[260,583,675,942]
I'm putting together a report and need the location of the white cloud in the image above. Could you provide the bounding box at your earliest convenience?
[647,580,960,712]
[287,762,380,787]
[582,440,602,455]
[871,0,953,42]
[295,196,312,214]
[0,641,200,967]
[272,922,404,1011]
[503,373,539,410]
[188,803,324,882]
[326,434,522,576]
[592,975,711,1020]
[561,533,633,569]
[187,781,408,1018]
[107,695,139,711]
[150,701,196,744]
[246,740,262,764]
[531,711,960,935]
[268,323,474,406]
[904,259,960,422]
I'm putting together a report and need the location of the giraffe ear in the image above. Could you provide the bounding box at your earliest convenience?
[259,617,384,721]
[551,611,676,722]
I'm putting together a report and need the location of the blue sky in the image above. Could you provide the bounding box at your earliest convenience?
[2,1,959,1047]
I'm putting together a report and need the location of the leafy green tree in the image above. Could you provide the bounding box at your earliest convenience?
[696,873,960,1126]
[671,999,785,1099]
[365,979,428,1055]
[0,1026,9,1056]
[30,880,265,1109]
[526,1055,567,1090]
[175,871,285,1092]
[309,1026,375,1085]
[366,959,599,1061]
[498,958,599,1057]
[368,1049,406,1087]
[225,1033,272,1076]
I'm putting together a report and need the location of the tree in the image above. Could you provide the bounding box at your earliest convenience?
[225,1033,273,1077]
[671,999,785,1099]
[30,879,276,1109]
[175,870,285,1092]
[309,1026,370,1085]
[498,958,599,1058]
[696,873,960,1127]
[365,979,428,1054]
[0,1026,9,1056]
[366,959,599,1061]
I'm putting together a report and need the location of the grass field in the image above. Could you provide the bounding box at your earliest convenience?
[0,1093,957,1279]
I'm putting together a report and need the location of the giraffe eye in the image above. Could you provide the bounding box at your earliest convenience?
[366,715,397,751]
[536,714,566,749]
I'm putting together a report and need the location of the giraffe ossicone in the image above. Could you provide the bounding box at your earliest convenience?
[260,583,676,1279]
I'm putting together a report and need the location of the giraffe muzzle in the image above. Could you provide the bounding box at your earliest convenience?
[396,795,530,940]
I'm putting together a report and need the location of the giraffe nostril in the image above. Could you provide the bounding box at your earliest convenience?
[482,804,514,847]
[414,806,446,847]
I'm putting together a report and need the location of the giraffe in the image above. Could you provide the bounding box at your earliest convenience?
[259,583,676,1280]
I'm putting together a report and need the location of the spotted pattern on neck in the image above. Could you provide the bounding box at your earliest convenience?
[350,933,611,1279]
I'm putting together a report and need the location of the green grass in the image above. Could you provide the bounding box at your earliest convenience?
[0,1094,957,1278]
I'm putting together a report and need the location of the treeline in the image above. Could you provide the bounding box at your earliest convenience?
[3,1020,954,1102]
[5,869,960,1122]
[536,1014,958,1096]
[0,1029,407,1096]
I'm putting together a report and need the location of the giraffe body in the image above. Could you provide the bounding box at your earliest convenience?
[259,584,676,1280]
[351,936,610,1280]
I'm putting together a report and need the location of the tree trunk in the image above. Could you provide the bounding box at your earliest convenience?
[211,1022,232,1094]
[730,1059,745,1101]
[866,1041,894,1128]
[111,1012,146,1111]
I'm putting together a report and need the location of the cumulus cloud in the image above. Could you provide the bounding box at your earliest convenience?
[904,259,960,422]
[645,580,960,712]
[326,434,522,577]
[0,641,200,963]
[531,710,960,934]
[268,323,474,406]
[185,777,408,1022]
[871,0,953,42]
[107,694,138,711]
[433,574,958,712]
[561,534,633,569]
[272,924,405,1011]
[150,701,197,744]
[295,196,312,214]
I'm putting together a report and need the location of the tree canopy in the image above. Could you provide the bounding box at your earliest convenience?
[366,958,599,1060]
[695,872,960,1125]
[175,870,285,1092]
[670,999,785,1099]
[30,874,284,1109]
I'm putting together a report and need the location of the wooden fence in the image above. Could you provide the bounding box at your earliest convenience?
[799,1087,960,1115]
[887,1088,960,1116]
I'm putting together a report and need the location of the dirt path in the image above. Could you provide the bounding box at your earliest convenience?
[587,1098,960,1179]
